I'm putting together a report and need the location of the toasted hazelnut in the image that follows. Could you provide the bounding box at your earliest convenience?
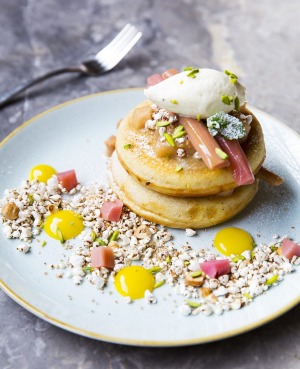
[1,203,20,220]
[134,225,151,239]
[104,135,116,157]
[185,272,205,287]
[47,204,57,213]
[200,287,212,298]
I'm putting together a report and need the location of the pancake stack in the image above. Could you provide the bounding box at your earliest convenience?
[110,100,266,229]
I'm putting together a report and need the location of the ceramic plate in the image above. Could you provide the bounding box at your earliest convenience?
[0,89,300,346]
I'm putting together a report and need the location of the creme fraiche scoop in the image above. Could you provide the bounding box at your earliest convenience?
[144,68,246,119]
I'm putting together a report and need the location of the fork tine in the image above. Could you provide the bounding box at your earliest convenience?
[95,24,136,59]
[96,25,142,69]
[96,25,139,62]
[100,31,142,70]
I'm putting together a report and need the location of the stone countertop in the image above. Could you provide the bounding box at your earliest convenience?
[0,1,300,368]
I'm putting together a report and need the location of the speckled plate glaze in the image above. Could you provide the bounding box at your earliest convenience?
[0,89,300,347]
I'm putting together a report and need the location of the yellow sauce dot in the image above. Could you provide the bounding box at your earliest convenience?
[115,266,155,300]
[214,227,254,256]
[44,210,84,241]
[29,164,57,183]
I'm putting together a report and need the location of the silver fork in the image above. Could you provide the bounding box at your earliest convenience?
[0,24,142,108]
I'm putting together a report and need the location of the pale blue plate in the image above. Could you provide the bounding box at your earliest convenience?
[0,89,300,346]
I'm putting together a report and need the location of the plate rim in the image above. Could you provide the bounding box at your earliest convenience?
[1,88,300,347]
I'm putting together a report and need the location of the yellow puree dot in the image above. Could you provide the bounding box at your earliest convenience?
[115,266,155,300]
[29,164,57,183]
[44,210,84,241]
[214,227,254,256]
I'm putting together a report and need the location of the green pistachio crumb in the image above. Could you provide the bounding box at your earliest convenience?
[243,293,252,300]
[91,230,97,241]
[224,70,238,84]
[156,120,171,127]
[163,133,175,147]
[215,148,228,160]
[95,237,107,246]
[166,256,171,263]
[179,80,184,84]
[270,246,277,252]
[175,165,183,172]
[173,125,184,134]
[170,99,178,105]
[234,96,240,110]
[124,143,132,149]
[148,266,161,274]
[221,95,233,105]
[231,255,246,263]
[28,194,34,205]
[154,280,165,289]
[172,130,186,139]
[109,230,119,242]
[191,271,202,278]
[41,240,47,247]
[186,68,200,78]
[265,275,278,286]
[196,114,201,121]
[82,266,94,273]
[184,300,201,308]
[183,66,193,71]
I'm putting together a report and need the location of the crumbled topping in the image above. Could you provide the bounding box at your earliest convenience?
[16,243,31,253]
[144,106,190,158]
[0,175,299,318]
[207,111,246,140]
[185,228,196,237]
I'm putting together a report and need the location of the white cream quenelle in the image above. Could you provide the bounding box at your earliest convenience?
[144,68,246,119]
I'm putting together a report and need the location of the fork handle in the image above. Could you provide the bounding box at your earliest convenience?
[0,66,85,108]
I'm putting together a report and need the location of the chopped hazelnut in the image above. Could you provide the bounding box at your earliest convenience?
[1,203,20,220]
[185,272,205,287]
[200,287,212,297]
[47,204,57,213]
[134,225,151,239]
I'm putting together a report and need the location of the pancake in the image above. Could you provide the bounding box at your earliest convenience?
[110,153,259,229]
[116,100,266,197]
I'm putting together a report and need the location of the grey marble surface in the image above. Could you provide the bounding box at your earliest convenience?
[1,0,300,368]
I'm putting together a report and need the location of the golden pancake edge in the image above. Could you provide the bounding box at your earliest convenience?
[110,153,259,229]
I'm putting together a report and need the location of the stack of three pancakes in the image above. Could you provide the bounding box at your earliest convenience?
[110,101,266,229]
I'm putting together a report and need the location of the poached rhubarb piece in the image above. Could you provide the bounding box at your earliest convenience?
[147,69,179,87]
[91,247,115,269]
[147,74,164,87]
[216,137,255,186]
[281,238,300,260]
[101,199,123,222]
[161,68,179,79]
[200,259,231,278]
[57,170,78,191]
[180,117,230,170]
